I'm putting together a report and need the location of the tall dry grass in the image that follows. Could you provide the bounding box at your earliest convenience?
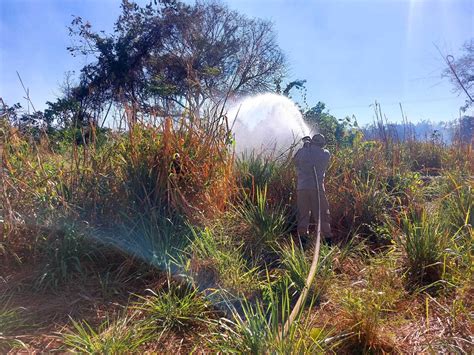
[1,113,235,259]
[2,110,473,353]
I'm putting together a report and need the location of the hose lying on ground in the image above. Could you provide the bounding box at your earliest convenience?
[281,165,323,339]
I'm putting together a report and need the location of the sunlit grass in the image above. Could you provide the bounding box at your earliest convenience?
[235,185,292,258]
[134,282,211,334]
[209,274,331,354]
[399,208,447,287]
[63,314,153,354]
[2,115,473,352]
[186,226,260,294]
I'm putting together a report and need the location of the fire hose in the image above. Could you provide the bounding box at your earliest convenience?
[281,165,322,339]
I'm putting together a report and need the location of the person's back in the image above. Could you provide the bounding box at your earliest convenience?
[309,144,330,186]
[294,143,330,189]
[294,134,332,242]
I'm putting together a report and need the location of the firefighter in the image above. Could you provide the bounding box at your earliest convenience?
[293,133,332,243]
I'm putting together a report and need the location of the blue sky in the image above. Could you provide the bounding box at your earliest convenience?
[1,0,473,124]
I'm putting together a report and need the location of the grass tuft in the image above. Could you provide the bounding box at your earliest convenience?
[35,224,100,290]
[186,226,260,294]
[399,209,447,286]
[134,282,211,334]
[63,314,152,354]
[209,274,330,354]
[235,185,292,258]
[0,296,28,336]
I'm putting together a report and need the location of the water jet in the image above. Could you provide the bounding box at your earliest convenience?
[228,93,311,154]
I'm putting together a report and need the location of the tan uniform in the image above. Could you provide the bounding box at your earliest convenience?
[293,144,331,237]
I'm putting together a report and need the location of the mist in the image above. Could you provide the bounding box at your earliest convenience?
[228,93,312,154]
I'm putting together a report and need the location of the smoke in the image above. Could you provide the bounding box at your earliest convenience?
[227,93,312,154]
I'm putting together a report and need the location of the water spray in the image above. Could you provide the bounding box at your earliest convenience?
[228,93,311,154]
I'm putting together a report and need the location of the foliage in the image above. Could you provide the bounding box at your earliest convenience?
[452,116,474,145]
[276,239,334,300]
[1,114,234,247]
[440,174,473,233]
[236,151,279,193]
[2,93,474,352]
[442,39,474,111]
[275,78,307,98]
[330,251,402,353]
[134,282,211,334]
[103,208,188,271]
[277,240,309,293]
[209,275,330,354]
[0,296,28,337]
[407,140,445,172]
[436,174,473,287]
[303,102,360,148]
[186,226,259,294]
[44,97,83,129]
[235,186,292,258]
[326,142,393,241]
[339,288,394,353]
[67,0,285,118]
[63,314,153,354]
[399,209,447,286]
[35,224,100,290]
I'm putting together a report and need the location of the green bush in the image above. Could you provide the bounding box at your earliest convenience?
[399,209,447,286]
[0,296,28,336]
[235,186,292,258]
[209,274,330,354]
[63,314,152,354]
[135,282,210,333]
[35,224,100,290]
[276,240,334,300]
[186,227,259,294]
[236,152,279,192]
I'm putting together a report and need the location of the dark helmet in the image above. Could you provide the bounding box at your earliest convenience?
[311,133,326,147]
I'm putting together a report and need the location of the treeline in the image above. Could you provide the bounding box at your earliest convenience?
[3,0,285,131]
[363,115,474,145]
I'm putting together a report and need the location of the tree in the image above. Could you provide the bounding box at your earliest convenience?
[44,97,82,129]
[442,39,474,112]
[454,116,474,146]
[304,102,338,146]
[303,102,359,148]
[276,79,307,98]
[276,79,360,148]
[68,0,286,119]
[0,100,21,125]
